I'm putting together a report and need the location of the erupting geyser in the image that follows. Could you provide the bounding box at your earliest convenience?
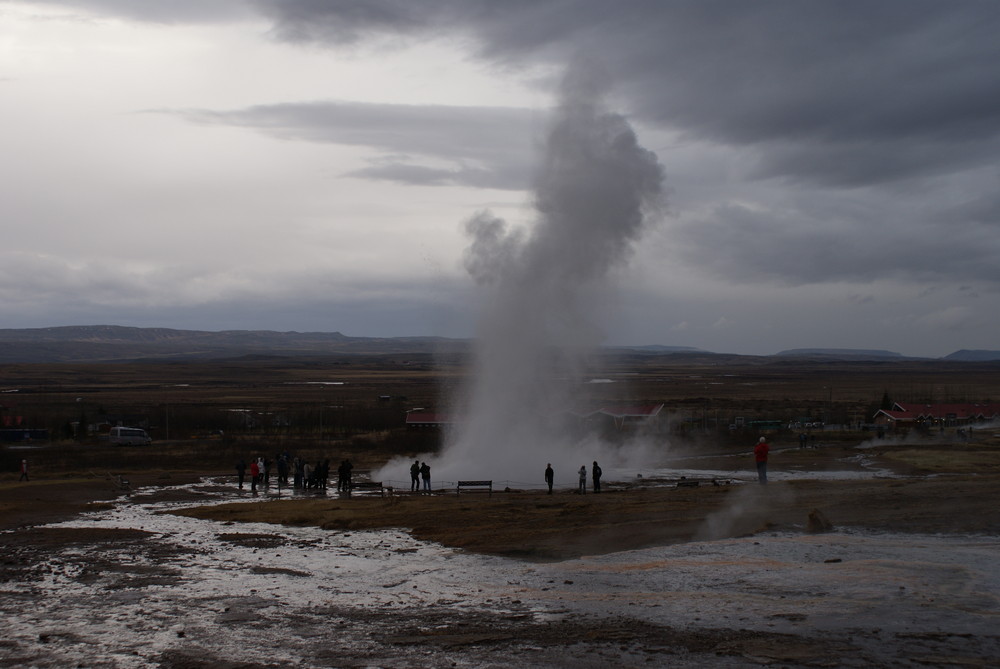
[383,64,665,486]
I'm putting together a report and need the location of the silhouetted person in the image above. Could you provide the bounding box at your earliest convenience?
[420,462,431,492]
[277,456,289,486]
[343,459,353,490]
[337,460,349,492]
[592,461,602,493]
[236,459,246,489]
[754,437,769,485]
[410,460,421,492]
[544,463,554,494]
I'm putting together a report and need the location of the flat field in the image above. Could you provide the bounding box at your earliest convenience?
[2,356,999,667]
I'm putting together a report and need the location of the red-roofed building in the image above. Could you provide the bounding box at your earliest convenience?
[873,402,1000,428]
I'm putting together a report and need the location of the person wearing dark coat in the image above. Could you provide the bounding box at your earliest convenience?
[277,456,289,486]
[419,462,431,493]
[544,463,554,494]
[344,459,353,489]
[236,459,246,489]
[320,459,330,489]
[410,460,421,492]
[337,460,347,492]
[592,461,602,493]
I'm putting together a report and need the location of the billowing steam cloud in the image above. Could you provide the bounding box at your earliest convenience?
[427,65,665,485]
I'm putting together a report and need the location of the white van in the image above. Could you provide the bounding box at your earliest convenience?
[108,426,151,446]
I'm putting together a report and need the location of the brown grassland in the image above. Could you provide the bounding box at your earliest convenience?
[2,355,1000,558]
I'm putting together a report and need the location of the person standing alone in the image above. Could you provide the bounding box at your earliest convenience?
[19,459,29,482]
[754,437,769,485]
[544,463,554,494]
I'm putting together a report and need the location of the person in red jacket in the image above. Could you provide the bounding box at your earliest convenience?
[249,459,260,493]
[754,437,769,485]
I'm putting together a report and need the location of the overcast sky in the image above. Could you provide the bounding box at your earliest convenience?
[2,1,999,357]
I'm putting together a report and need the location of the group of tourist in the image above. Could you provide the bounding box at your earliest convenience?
[232,437,773,496]
[235,454,355,493]
[540,461,603,495]
[408,460,432,492]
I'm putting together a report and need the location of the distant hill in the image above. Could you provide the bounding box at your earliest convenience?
[0,326,988,364]
[0,325,467,363]
[775,348,906,360]
[942,349,1000,362]
[608,345,706,354]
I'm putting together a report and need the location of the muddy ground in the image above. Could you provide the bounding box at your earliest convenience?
[1,440,999,667]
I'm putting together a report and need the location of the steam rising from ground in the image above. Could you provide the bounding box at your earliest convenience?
[412,65,665,484]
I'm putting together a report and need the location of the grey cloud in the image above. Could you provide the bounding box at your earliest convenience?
[248,0,1000,292]
[950,186,1000,227]
[40,1,1000,189]
[0,249,473,336]
[254,0,1000,188]
[748,137,1000,188]
[673,200,1000,286]
[38,0,1000,300]
[251,0,451,44]
[26,0,253,23]
[345,162,523,190]
[180,101,535,190]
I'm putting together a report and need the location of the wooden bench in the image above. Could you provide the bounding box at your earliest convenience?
[349,481,385,497]
[456,480,492,497]
[676,477,733,488]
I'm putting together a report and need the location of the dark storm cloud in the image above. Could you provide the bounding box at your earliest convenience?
[254,0,1000,188]
[50,0,1000,190]
[39,0,1000,298]
[673,198,1000,286]
[180,101,535,190]
[248,0,1000,295]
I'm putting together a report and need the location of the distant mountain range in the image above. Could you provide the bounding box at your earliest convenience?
[0,326,996,363]
[0,325,465,363]
[775,348,906,359]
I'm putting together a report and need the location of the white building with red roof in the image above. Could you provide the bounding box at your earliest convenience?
[873,402,1000,428]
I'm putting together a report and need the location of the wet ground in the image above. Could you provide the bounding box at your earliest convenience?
[1,474,998,668]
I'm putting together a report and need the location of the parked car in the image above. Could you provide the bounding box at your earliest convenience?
[108,426,151,446]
